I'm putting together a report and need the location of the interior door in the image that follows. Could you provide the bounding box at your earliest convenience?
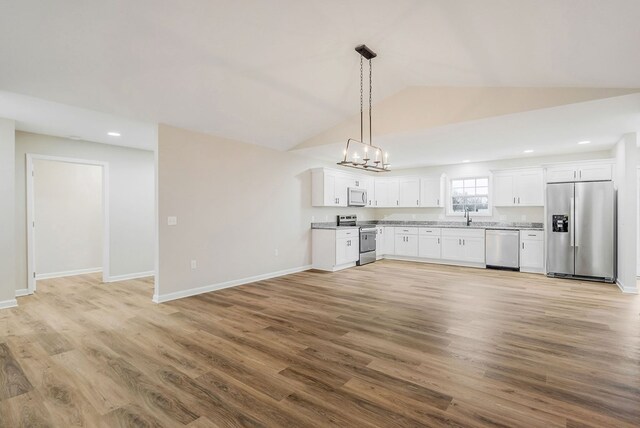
[575,181,615,279]
[546,183,574,275]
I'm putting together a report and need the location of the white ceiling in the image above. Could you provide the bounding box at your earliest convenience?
[0,91,157,150]
[1,0,640,153]
[292,94,640,168]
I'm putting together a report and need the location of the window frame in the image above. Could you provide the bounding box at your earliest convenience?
[446,175,492,217]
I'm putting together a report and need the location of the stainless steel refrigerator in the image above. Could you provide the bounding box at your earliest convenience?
[546,181,616,283]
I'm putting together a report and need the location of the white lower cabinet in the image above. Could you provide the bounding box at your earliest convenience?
[312,228,359,271]
[441,228,486,264]
[382,226,395,255]
[394,227,419,257]
[418,228,441,259]
[520,230,544,273]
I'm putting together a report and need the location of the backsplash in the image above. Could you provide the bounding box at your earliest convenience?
[373,206,544,223]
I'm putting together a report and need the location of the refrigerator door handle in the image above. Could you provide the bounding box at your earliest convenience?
[570,196,575,247]
[574,195,579,247]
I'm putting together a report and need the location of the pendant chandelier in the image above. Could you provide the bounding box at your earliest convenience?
[338,44,390,172]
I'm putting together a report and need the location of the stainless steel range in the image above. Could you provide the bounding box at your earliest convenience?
[336,215,377,266]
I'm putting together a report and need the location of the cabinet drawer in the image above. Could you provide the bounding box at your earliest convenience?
[521,230,544,241]
[395,227,418,235]
[336,228,359,239]
[441,228,485,238]
[419,227,441,236]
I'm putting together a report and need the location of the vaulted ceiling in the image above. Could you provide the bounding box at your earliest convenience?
[1,1,640,161]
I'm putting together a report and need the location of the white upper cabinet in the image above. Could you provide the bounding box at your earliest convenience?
[492,168,543,206]
[420,176,445,207]
[374,177,399,208]
[311,168,373,207]
[398,177,420,207]
[362,176,375,207]
[546,162,612,183]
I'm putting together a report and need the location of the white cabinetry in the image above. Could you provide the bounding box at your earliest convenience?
[420,176,445,207]
[374,178,399,207]
[398,177,420,207]
[311,168,351,207]
[394,227,419,257]
[312,228,359,271]
[493,168,543,206]
[418,228,441,259]
[520,230,544,273]
[441,228,485,265]
[546,163,612,183]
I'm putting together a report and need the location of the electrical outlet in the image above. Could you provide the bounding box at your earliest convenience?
[274,249,279,256]
[190,260,197,269]
[168,216,177,226]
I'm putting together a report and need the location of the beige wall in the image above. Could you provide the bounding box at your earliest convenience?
[375,150,613,223]
[15,132,155,292]
[0,119,16,305]
[157,124,375,299]
[33,160,103,277]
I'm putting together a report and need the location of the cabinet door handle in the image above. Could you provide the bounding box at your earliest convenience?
[522,242,525,249]
[513,197,516,204]
[416,199,419,206]
[574,170,577,179]
[437,198,439,205]
[397,200,399,206]
[518,197,520,204]
[463,239,465,245]
[579,170,582,179]
[437,238,440,244]
[459,239,461,245]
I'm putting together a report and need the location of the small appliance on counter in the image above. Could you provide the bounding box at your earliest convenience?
[336,215,377,266]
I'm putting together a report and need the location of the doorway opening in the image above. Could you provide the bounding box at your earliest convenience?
[26,154,109,293]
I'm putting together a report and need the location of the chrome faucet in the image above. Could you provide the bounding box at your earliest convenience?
[465,210,472,226]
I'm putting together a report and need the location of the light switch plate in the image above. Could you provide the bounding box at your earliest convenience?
[190,260,197,269]
[168,216,177,226]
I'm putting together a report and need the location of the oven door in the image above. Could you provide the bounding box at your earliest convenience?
[348,188,367,207]
[359,229,377,252]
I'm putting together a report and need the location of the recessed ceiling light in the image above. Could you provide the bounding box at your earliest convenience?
[107,131,121,137]
[578,140,591,145]
[524,149,534,153]
[462,160,470,163]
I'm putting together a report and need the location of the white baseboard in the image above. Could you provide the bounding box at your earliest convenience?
[0,299,18,310]
[105,271,155,283]
[15,288,31,297]
[616,279,639,294]
[36,267,102,280]
[384,255,486,269]
[153,265,311,304]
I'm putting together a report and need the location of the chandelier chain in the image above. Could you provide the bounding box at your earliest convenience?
[369,58,372,146]
[360,56,363,144]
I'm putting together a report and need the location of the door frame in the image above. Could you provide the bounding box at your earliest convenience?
[26,154,110,293]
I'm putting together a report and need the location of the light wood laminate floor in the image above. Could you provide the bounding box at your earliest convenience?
[1,260,639,427]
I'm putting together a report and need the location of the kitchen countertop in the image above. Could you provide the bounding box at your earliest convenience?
[311,220,544,231]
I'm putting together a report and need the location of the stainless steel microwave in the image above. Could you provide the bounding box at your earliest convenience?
[347,187,367,207]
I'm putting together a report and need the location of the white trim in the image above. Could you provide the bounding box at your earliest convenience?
[0,299,18,310]
[153,265,311,304]
[616,279,639,294]
[35,267,102,280]
[26,154,110,293]
[105,271,155,283]
[153,128,160,302]
[15,289,31,297]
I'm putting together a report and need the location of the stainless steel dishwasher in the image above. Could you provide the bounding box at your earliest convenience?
[486,229,520,270]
